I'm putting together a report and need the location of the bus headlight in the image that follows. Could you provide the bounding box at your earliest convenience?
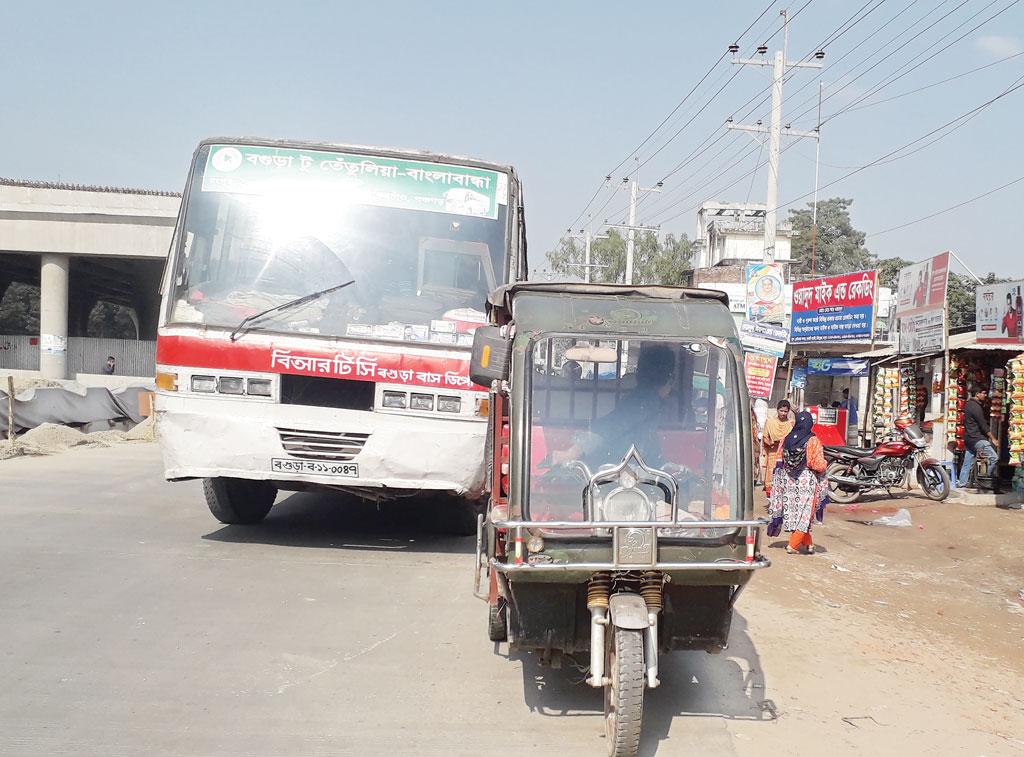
[410,393,434,411]
[246,378,273,397]
[437,396,461,413]
[382,391,407,409]
[217,376,245,395]
[191,375,217,393]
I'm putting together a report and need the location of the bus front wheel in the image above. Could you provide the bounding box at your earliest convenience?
[203,477,276,525]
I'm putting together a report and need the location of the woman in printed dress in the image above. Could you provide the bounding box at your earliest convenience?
[768,411,828,554]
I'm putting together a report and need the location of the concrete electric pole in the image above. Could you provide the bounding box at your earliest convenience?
[605,176,662,285]
[727,9,823,263]
[567,229,609,283]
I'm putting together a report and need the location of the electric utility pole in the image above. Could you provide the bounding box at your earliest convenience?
[604,175,662,284]
[727,9,823,263]
[567,229,609,283]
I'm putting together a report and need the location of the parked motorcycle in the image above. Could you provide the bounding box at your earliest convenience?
[824,418,950,503]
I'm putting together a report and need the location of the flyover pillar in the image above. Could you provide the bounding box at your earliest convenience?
[39,253,69,379]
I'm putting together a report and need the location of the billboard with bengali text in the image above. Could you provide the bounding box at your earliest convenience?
[744,353,778,400]
[790,270,877,343]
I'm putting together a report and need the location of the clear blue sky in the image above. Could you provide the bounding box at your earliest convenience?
[4,0,1022,278]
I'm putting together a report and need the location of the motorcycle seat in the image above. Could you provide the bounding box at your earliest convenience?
[825,445,875,458]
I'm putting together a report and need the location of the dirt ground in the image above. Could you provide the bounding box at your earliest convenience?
[730,490,1024,756]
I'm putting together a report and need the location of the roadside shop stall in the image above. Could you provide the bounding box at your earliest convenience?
[944,335,1024,490]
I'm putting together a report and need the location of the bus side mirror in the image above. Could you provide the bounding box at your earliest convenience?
[470,326,511,387]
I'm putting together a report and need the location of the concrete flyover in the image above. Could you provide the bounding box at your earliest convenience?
[0,178,182,379]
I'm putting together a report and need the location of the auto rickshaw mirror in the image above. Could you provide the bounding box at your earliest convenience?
[470,326,511,387]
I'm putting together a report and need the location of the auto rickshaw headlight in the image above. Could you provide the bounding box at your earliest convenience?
[601,487,652,522]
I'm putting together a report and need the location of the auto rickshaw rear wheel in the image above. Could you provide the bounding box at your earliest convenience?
[487,598,507,641]
[604,627,644,757]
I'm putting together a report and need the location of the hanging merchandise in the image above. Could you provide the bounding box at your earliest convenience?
[898,365,919,420]
[872,366,899,438]
[1007,354,1024,492]
[946,357,968,452]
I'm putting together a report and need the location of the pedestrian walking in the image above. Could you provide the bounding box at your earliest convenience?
[761,399,794,495]
[767,410,828,555]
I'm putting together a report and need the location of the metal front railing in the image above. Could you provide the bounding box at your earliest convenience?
[483,517,771,575]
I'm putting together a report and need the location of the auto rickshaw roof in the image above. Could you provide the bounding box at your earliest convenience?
[486,282,729,318]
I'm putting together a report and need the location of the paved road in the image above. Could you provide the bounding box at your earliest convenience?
[0,445,770,757]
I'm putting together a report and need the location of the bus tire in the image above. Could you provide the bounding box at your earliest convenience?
[203,477,276,525]
[449,498,485,536]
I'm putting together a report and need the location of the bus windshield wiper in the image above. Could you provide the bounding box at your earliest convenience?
[229,279,355,342]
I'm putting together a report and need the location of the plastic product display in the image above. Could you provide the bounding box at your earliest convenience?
[871,367,899,439]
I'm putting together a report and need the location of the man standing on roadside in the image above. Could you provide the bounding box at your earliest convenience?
[958,387,1003,495]
[840,387,859,445]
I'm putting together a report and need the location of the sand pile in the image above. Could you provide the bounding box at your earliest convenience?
[0,417,156,461]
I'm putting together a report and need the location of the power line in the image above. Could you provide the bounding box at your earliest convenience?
[866,174,1024,238]
[776,74,1024,211]
[651,0,895,188]
[562,1,780,233]
[842,49,1024,113]
[821,0,1022,126]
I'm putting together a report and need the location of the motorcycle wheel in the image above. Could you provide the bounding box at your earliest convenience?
[825,462,861,504]
[604,627,644,757]
[917,463,950,501]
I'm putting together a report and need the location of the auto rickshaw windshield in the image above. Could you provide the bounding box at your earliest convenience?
[526,336,742,523]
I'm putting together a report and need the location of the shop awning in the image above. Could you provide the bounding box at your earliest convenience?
[948,332,1024,352]
[845,332,1024,359]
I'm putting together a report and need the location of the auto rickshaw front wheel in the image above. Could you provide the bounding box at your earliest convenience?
[487,598,507,641]
[604,627,645,757]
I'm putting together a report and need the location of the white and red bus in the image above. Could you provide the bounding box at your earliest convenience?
[155,138,527,530]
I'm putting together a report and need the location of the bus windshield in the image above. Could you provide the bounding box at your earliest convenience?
[166,143,512,345]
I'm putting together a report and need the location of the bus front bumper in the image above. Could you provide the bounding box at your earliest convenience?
[154,394,487,496]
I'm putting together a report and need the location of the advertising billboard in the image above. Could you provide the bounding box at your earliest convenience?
[790,270,877,343]
[743,353,778,400]
[976,280,1024,345]
[895,252,950,354]
[739,320,789,358]
[745,263,785,323]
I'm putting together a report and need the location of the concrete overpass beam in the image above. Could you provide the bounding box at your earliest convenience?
[39,253,69,379]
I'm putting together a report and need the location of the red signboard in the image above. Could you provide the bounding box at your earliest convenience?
[157,335,480,391]
[790,270,877,343]
[743,353,778,400]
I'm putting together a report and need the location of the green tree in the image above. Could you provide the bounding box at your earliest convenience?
[876,256,913,290]
[0,283,40,335]
[87,301,138,339]
[545,230,693,285]
[789,197,873,276]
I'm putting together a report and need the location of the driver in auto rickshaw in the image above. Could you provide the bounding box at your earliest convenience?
[550,344,675,468]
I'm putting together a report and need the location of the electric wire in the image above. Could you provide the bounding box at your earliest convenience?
[866,174,1024,239]
[562,1,780,234]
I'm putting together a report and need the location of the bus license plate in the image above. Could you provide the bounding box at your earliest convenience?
[271,459,359,477]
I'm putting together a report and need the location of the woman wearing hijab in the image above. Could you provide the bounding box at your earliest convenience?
[761,400,795,495]
[767,410,828,554]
